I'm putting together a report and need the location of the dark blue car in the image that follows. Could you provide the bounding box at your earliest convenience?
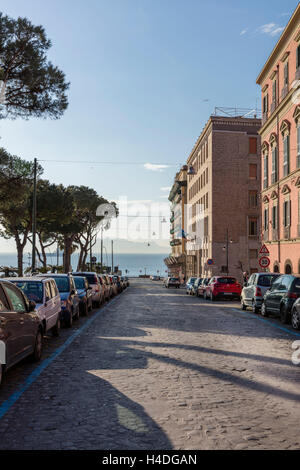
[73,276,93,316]
[38,274,80,328]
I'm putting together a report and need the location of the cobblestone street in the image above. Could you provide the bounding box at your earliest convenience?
[0,279,299,450]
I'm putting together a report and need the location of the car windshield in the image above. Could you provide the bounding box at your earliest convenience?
[51,277,70,293]
[74,277,86,289]
[217,278,236,284]
[258,274,280,287]
[13,281,43,303]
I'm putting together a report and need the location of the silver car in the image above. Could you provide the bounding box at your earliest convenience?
[241,272,281,313]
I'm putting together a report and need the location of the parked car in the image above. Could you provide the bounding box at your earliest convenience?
[5,277,61,336]
[98,275,110,301]
[73,272,104,308]
[0,280,43,386]
[166,277,180,288]
[291,297,300,330]
[124,276,130,287]
[104,275,114,298]
[204,276,242,301]
[241,272,281,313]
[261,274,300,324]
[113,275,123,293]
[186,277,197,295]
[37,274,80,328]
[197,278,211,297]
[108,276,118,296]
[73,276,93,316]
[151,275,160,281]
[191,278,203,296]
[120,276,127,289]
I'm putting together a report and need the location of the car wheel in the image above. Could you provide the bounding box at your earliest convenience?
[241,299,246,310]
[280,305,290,325]
[51,317,61,337]
[292,309,300,330]
[261,302,269,317]
[31,329,43,362]
[252,300,259,314]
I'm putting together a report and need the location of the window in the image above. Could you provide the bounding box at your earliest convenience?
[263,94,269,114]
[264,208,269,231]
[45,282,52,301]
[297,44,300,69]
[284,61,289,87]
[249,164,257,179]
[249,218,258,236]
[3,284,27,313]
[263,153,269,189]
[249,190,258,208]
[283,200,291,227]
[249,137,257,154]
[283,134,290,176]
[271,147,278,183]
[272,79,277,104]
[272,205,278,229]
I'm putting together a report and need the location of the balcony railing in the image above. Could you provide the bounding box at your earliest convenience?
[283,226,290,240]
[262,112,269,125]
[271,172,278,185]
[272,229,278,241]
[281,84,289,100]
[270,101,277,114]
[263,230,269,241]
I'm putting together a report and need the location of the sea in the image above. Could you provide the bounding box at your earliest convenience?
[0,252,169,277]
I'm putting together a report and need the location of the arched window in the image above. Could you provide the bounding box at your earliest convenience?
[285,263,292,275]
[273,263,280,273]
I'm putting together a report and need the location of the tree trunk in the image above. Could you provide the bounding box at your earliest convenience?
[63,236,72,273]
[16,243,23,276]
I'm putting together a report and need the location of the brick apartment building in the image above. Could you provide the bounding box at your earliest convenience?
[256,4,300,275]
[164,165,187,279]
[184,113,262,281]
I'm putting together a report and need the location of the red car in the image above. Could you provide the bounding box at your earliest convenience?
[204,276,242,301]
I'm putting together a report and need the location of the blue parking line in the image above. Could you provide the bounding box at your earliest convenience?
[233,308,300,338]
[0,297,118,421]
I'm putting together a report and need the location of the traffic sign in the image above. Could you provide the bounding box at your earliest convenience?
[259,244,270,256]
[259,256,270,268]
[207,259,214,265]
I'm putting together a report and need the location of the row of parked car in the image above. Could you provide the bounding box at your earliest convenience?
[185,273,300,330]
[0,272,129,386]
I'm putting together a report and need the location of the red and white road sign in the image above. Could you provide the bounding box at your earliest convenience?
[259,256,270,268]
[259,244,270,256]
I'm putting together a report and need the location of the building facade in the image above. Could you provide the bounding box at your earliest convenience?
[256,5,300,275]
[185,113,262,281]
[164,165,187,279]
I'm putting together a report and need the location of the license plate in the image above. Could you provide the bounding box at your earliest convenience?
[224,293,232,296]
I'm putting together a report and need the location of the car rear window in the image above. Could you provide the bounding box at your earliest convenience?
[293,281,300,293]
[50,277,70,293]
[75,274,98,285]
[74,277,86,289]
[12,281,43,303]
[170,278,179,281]
[258,274,280,287]
[217,278,236,284]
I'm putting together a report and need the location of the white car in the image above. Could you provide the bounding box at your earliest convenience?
[5,277,61,336]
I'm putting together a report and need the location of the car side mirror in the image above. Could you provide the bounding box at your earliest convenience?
[28,300,36,312]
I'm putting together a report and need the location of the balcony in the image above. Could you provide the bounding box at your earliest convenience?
[283,226,290,240]
[262,112,269,125]
[272,229,278,241]
[263,230,269,242]
[270,101,277,115]
[281,84,289,100]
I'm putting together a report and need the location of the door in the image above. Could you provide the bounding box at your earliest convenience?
[244,274,255,304]
[0,284,21,367]
[44,281,56,330]
[265,277,282,311]
[2,283,36,362]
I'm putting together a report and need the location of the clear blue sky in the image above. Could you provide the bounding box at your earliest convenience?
[0,0,298,252]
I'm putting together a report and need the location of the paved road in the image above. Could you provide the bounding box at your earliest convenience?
[0,278,299,450]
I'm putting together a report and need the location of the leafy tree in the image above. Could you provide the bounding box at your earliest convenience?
[0,13,69,119]
[0,152,43,275]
